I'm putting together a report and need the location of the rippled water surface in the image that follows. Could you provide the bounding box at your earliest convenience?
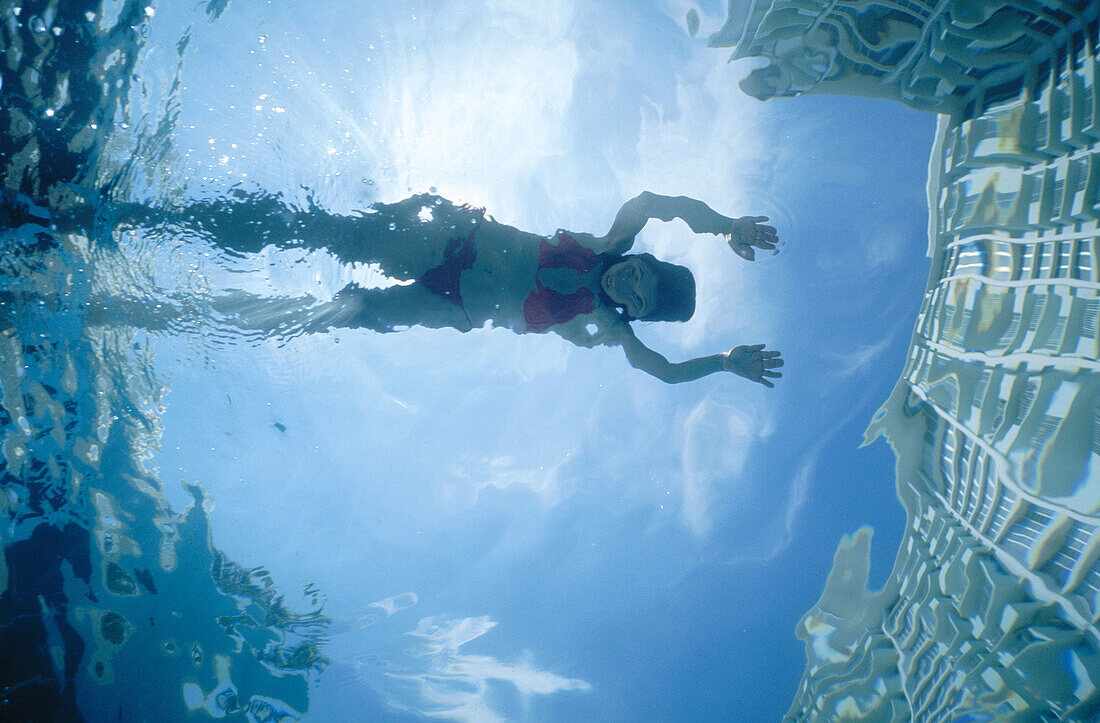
[4,0,1096,720]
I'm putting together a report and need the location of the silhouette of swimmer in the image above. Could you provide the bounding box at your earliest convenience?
[141,190,783,386]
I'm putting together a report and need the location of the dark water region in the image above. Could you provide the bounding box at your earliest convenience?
[1,1,327,718]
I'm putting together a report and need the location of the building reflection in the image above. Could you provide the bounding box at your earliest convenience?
[712,0,1100,718]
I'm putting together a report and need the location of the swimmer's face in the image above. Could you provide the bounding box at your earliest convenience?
[601,257,658,318]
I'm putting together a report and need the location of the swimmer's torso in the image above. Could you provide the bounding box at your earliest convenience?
[461,221,606,333]
[336,195,605,334]
[459,219,541,331]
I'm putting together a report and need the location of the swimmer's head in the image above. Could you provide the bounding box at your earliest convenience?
[601,253,695,322]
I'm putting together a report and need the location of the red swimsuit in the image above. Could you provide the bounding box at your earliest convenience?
[522,231,599,333]
[417,229,477,308]
[417,225,599,333]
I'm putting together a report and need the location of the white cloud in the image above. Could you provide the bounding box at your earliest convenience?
[702,433,815,566]
[444,654,592,697]
[444,450,576,509]
[678,396,771,537]
[835,337,893,379]
[368,615,590,721]
[863,228,909,269]
[357,0,583,219]
[824,315,912,384]
[363,594,418,620]
[777,442,817,550]
[408,615,498,655]
[356,592,420,628]
[718,363,896,565]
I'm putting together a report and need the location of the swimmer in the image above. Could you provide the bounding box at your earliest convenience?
[127,190,783,386]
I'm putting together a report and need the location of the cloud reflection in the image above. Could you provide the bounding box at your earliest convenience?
[374,615,590,721]
[679,397,772,536]
[356,592,420,628]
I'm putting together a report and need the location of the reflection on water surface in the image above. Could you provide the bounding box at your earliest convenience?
[2,0,1100,720]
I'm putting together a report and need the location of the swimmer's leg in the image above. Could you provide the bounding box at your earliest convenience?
[109,191,475,281]
[322,194,482,278]
[312,283,472,333]
[211,282,471,338]
[110,190,319,257]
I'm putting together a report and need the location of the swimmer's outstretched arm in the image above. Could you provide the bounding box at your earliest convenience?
[591,192,777,260]
[556,312,783,385]
[620,333,783,386]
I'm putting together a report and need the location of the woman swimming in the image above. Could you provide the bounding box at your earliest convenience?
[129,189,783,386]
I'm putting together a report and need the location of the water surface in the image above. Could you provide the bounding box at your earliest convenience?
[5,0,1042,719]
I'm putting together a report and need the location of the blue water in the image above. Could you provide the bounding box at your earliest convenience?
[11,0,1091,720]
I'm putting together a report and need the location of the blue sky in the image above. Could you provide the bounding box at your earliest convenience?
[140,0,935,719]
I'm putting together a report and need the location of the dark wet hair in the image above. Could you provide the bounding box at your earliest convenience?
[599,252,696,323]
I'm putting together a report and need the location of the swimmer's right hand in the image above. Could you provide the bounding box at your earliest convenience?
[727,216,778,261]
[721,343,783,387]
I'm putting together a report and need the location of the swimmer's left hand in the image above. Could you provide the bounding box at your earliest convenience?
[558,306,631,348]
[722,344,783,387]
[727,216,778,261]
